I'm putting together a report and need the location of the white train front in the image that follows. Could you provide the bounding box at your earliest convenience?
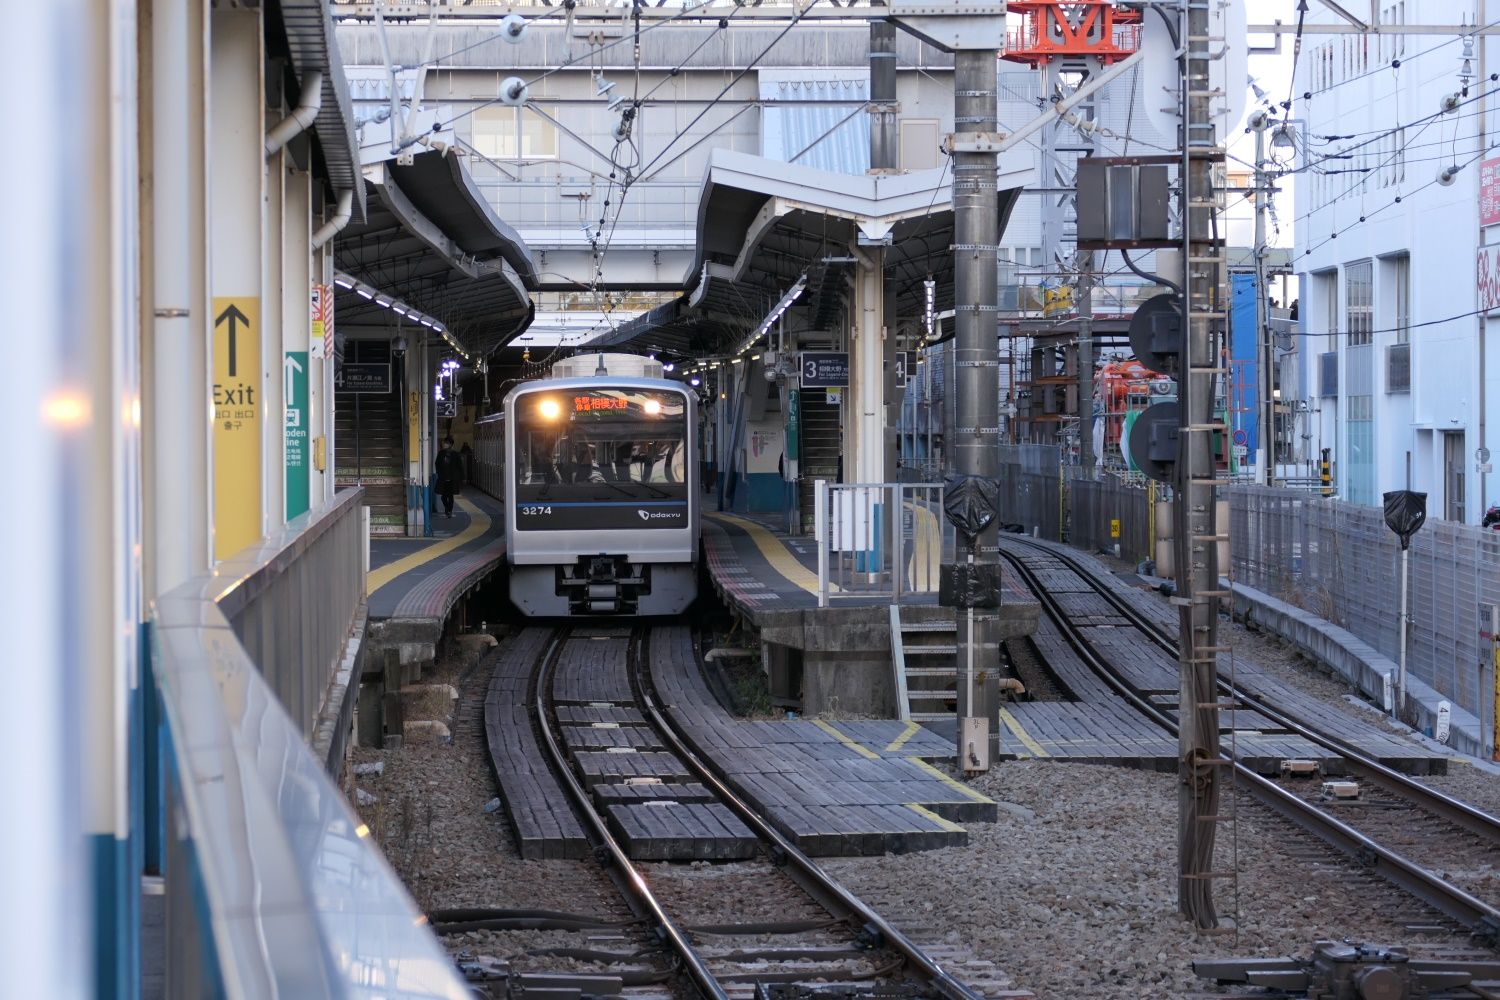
[474,354,699,616]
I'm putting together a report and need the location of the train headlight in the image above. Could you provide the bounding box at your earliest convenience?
[538,397,561,420]
[643,399,662,416]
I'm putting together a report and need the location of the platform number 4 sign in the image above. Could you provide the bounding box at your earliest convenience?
[895,351,914,388]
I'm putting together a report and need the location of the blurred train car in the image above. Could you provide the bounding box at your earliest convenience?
[473,353,698,616]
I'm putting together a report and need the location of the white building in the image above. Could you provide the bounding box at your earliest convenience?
[1291,3,1496,523]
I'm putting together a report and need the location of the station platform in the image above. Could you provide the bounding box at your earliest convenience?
[366,489,505,669]
[702,510,1036,617]
[702,510,1042,717]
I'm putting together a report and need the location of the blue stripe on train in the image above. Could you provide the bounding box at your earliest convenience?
[517,500,689,508]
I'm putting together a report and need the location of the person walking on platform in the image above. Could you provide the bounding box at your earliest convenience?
[434,436,464,518]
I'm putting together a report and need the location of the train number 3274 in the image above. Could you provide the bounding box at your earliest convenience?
[519,505,553,516]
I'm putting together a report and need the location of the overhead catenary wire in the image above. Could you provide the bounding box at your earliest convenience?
[632,0,820,183]
[1299,14,1500,102]
[1298,140,1498,260]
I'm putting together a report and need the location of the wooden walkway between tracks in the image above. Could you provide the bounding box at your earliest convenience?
[648,626,999,855]
[483,628,590,859]
[1003,539,1448,776]
[485,626,758,861]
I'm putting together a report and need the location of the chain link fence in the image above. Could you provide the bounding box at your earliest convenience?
[1230,485,1500,722]
[994,446,1500,724]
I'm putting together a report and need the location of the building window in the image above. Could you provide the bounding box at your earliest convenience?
[471,106,558,160]
[1385,253,1409,344]
[1345,260,1373,345]
[1316,268,1337,338]
[1347,394,1375,505]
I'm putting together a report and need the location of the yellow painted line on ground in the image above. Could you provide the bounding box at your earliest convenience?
[905,802,965,834]
[885,721,922,753]
[705,511,838,594]
[998,707,1050,759]
[812,719,882,760]
[367,497,490,597]
[903,755,996,804]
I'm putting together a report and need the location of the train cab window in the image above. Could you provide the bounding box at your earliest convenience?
[514,389,688,496]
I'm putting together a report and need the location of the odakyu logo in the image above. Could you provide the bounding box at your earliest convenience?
[638,509,678,521]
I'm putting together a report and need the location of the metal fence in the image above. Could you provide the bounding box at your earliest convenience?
[815,481,950,606]
[1229,485,1500,723]
[996,444,1065,542]
[151,488,467,996]
[1067,471,1156,567]
[213,488,368,739]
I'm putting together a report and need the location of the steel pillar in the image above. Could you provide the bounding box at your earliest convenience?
[851,247,887,484]
[3,1,128,995]
[1078,253,1096,474]
[209,7,267,559]
[869,21,899,172]
[147,0,213,594]
[1175,0,1226,929]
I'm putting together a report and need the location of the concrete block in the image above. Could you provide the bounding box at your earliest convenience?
[403,720,451,744]
[1231,581,1485,761]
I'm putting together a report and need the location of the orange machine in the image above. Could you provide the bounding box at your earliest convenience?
[1097,358,1170,460]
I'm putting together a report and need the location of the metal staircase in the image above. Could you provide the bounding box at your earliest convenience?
[796,387,842,533]
[335,379,407,537]
[890,605,960,723]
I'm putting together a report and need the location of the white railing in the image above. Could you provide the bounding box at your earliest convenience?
[814,481,949,607]
[152,490,469,998]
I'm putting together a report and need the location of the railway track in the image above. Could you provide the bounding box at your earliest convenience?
[515,624,1008,1000]
[998,535,1500,945]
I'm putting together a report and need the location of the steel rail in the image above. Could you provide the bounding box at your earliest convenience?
[1007,535,1500,845]
[532,628,730,1000]
[630,629,986,1000]
[998,543,1500,944]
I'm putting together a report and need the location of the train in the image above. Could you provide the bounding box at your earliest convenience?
[473,353,700,617]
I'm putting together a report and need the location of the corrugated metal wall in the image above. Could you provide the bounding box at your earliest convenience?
[759,69,870,174]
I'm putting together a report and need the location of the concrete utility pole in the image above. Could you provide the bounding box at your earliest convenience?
[1250,112,1271,486]
[1176,0,1227,928]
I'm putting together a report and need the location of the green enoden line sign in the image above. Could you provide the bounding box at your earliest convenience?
[285,351,309,519]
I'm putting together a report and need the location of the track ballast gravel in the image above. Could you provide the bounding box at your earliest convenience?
[822,759,1483,1000]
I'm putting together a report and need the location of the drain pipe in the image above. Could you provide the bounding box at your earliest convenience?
[265,70,323,158]
[311,188,354,250]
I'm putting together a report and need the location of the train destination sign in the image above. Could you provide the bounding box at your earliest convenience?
[800,351,849,388]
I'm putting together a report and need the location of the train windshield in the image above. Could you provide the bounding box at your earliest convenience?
[514,389,688,501]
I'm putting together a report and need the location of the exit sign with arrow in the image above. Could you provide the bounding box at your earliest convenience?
[213,296,261,560]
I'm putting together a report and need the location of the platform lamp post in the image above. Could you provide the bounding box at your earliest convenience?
[1249,114,1302,486]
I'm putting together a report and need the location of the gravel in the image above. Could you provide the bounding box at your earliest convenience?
[350,615,1499,1000]
[349,635,643,982]
[823,760,1482,1000]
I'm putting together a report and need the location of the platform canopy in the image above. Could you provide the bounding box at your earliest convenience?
[335,149,536,356]
[585,148,1033,360]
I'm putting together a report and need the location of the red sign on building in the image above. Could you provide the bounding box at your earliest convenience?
[1482,157,1500,227]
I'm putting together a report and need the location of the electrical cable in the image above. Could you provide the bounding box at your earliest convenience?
[1300,14,1500,102]
[1298,140,1498,261]
[1283,302,1494,342]
[632,0,820,183]
[433,0,710,133]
